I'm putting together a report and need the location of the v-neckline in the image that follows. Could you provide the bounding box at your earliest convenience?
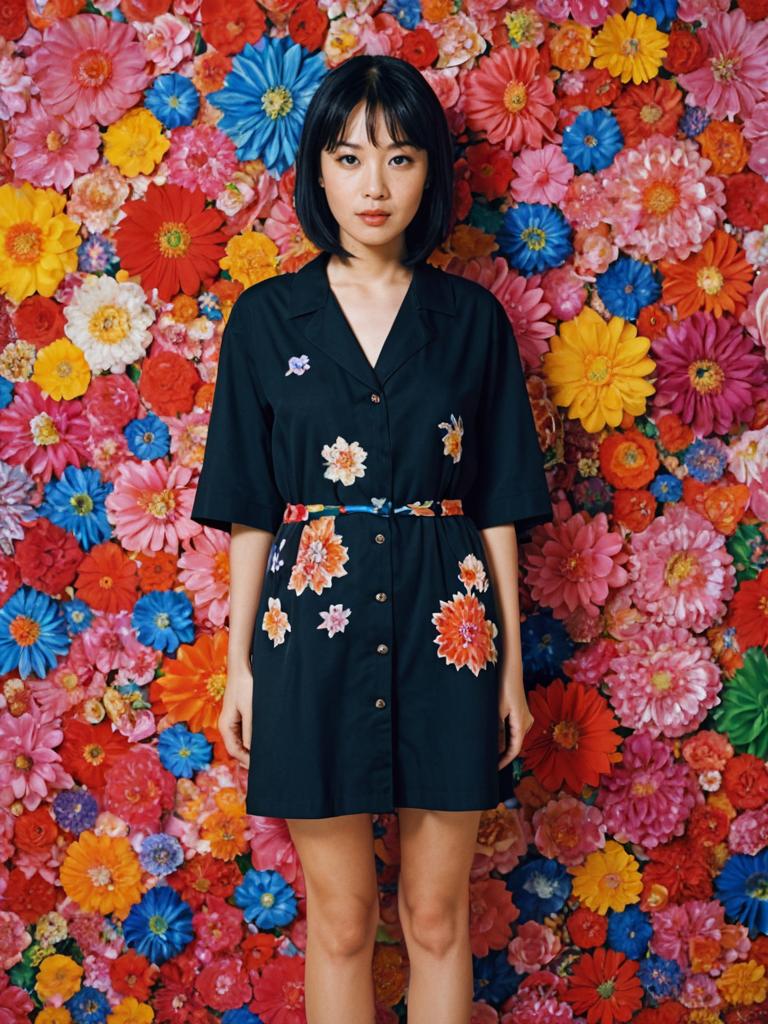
[324,254,417,375]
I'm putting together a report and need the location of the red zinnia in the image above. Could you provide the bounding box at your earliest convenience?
[564,947,644,1024]
[730,567,768,650]
[114,182,229,301]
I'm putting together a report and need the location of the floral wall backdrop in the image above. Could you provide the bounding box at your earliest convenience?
[1,0,768,1019]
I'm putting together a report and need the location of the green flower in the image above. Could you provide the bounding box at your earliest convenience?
[712,648,768,758]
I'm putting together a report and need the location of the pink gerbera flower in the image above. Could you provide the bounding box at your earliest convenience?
[599,134,726,262]
[510,144,575,206]
[105,460,200,553]
[652,312,768,438]
[596,731,700,848]
[7,98,100,190]
[26,13,151,129]
[605,623,722,737]
[491,268,555,369]
[463,46,559,154]
[523,511,630,621]
[628,504,735,631]
[0,382,90,483]
[0,711,73,811]
[178,527,232,627]
[165,125,240,200]
[677,9,768,120]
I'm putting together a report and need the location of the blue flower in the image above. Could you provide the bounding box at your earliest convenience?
[683,438,728,482]
[157,723,213,778]
[497,203,572,275]
[680,105,710,139]
[145,72,200,129]
[505,858,571,923]
[222,1009,264,1024]
[562,108,623,173]
[630,0,677,31]
[198,291,224,320]
[131,590,195,654]
[715,849,768,935]
[140,833,185,877]
[125,413,170,460]
[520,613,574,686]
[607,904,652,959]
[381,0,422,28]
[123,884,195,964]
[234,868,298,929]
[637,953,683,1000]
[65,984,111,1022]
[53,787,99,835]
[472,947,524,1003]
[0,585,71,679]
[209,35,328,177]
[39,465,113,551]
[62,597,94,635]
[0,377,12,408]
[596,255,661,320]
[77,232,119,274]
[649,473,682,503]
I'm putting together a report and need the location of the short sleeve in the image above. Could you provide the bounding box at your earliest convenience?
[190,296,285,536]
[463,296,554,534]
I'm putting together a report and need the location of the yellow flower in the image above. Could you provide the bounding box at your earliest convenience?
[220,229,280,287]
[103,109,170,178]
[37,1009,73,1024]
[35,954,83,1003]
[107,996,155,1023]
[542,305,655,432]
[593,12,668,85]
[60,831,143,920]
[568,839,643,913]
[0,183,79,304]
[716,960,768,1005]
[33,337,91,401]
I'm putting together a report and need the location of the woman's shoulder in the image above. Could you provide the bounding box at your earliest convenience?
[231,271,293,325]
[429,264,503,319]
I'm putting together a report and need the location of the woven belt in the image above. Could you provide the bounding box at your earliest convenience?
[283,498,464,522]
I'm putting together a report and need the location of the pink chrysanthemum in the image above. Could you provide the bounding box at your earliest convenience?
[463,46,559,154]
[743,105,768,179]
[561,172,609,230]
[178,527,232,628]
[105,460,200,554]
[26,13,151,129]
[510,144,575,206]
[596,731,700,848]
[651,312,768,438]
[104,744,175,831]
[605,623,722,737]
[649,900,728,969]
[628,504,736,631]
[599,134,726,262]
[0,382,90,484]
[676,0,729,23]
[523,511,630,621]
[6,98,100,190]
[0,711,73,811]
[165,125,240,200]
[677,9,768,121]
[491,269,555,369]
[532,793,606,865]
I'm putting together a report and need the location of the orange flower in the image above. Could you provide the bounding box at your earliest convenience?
[655,411,694,452]
[200,807,249,861]
[660,229,754,319]
[613,79,683,147]
[151,629,229,736]
[288,515,350,596]
[697,120,749,175]
[136,549,179,592]
[200,0,266,57]
[636,302,672,340]
[75,541,138,613]
[599,429,660,489]
[548,21,593,71]
[682,477,751,536]
[612,489,656,532]
[431,591,499,676]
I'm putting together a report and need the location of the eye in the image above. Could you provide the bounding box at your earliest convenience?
[338,154,357,165]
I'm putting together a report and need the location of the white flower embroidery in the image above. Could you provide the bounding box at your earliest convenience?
[456,554,489,594]
[262,596,291,647]
[438,413,464,464]
[321,436,368,485]
[285,354,311,375]
[317,604,351,636]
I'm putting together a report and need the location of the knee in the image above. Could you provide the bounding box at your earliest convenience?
[311,895,378,959]
[400,898,465,958]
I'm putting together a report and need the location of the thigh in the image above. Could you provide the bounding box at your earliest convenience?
[286,813,379,908]
[396,809,483,909]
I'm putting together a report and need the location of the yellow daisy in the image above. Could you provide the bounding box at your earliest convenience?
[106,996,155,1023]
[32,337,91,401]
[220,229,280,287]
[60,831,143,919]
[542,305,656,432]
[0,183,79,304]
[593,12,668,85]
[103,108,170,178]
[35,954,83,1003]
[569,839,643,914]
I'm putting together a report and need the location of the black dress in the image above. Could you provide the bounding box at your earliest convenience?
[190,250,553,819]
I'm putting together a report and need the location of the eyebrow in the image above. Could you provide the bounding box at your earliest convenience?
[336,139,417,149]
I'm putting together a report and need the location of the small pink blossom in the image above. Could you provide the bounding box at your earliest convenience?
[532,793,605,865]
[540,264,587,321]
[510,145,574,206]
[134,13,194,72]
[0,711,73,811]
[166,125,239,200]
[507,920,561,973]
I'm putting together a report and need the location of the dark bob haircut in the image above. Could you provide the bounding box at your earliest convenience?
[293,55,455,267]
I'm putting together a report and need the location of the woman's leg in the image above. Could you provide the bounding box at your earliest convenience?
[285,813,379,1024]
[396,808,484,1024]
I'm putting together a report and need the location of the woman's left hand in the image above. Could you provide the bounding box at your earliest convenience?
[497,689,535,769]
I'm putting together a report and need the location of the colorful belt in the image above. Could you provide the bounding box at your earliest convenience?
[283,498,464,522]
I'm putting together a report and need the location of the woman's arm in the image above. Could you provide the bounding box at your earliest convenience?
[219,523,274,767]
[479,523,535,770]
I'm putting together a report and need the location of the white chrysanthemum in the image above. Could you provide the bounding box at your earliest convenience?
[64,275,155,374]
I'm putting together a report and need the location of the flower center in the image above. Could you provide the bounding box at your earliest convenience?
[521,226,546,251]
[157,222,191,259]
[90,304,130,346]
[695,265,724,295]
[664,551,697,587]
[711,54,740,83]
[7,221,43,265]
[650,670,673,692]
[262,84,294,120]
[587,354,611,384]
[640,102,662,124]
[75,48,113,88]
[643,182,679,216]
[503,81,528,114]
[208,671,227,700]
[9,615,41,647]
[552,719,579,749]
[688,359,725,395]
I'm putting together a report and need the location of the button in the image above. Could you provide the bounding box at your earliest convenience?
[377,643,389,655]
[370,392,381,403]
[375,533,386,544]
[375,592,387,602]
[375,698,386,708]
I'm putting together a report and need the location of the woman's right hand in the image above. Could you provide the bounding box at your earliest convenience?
[218,663,254,768]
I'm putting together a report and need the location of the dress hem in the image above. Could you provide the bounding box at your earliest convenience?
[245,790,502,819]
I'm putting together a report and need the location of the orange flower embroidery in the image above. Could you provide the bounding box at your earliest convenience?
[288,516,349,596]
[432,591,499,676]
[438,413,464,463]
[262,596,291,647]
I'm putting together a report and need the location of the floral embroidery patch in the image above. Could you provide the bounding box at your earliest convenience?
[285,355,311,375]
[262,596,291,647]
[321,435,368,485]
[267,536,287,575]
[438,413,463,464]
[431,554,498,675]
[288,516,349,596]
[318,604,351,636]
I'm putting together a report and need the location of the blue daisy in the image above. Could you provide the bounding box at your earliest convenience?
[562,108,623,173]
[131,589,195,654]
[145,72,200,129]
[683,438,728,483]
[139,833,185,877]
[157,722,213,778]
[65,985,111,1022]
[630,0,677,31]
[595,255,661,320]
[222,1009,263,1024]
[505,857,571,923]
[649,473,682,503]
[234,868,298,929]
[715,849,768,935]
[39,465,113,551]
[125,413,170,461]
[53,787,99,835]
[209,35,328,177]
[680,105,710,139]
[0,585,71,679]
[123,884,195,964]
[0,377,13,408]
[637,954,684,1000]
[607,904,652,959]
[382,0,422,28]
[520,613,574,686]
[497,203,572,275]
[61,597,94,635]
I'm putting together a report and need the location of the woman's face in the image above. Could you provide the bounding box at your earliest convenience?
[318,100,429,260]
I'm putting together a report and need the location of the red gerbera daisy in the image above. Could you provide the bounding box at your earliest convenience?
[114,182,229,301]
[730,567,768,651]
[564,947,644,1024]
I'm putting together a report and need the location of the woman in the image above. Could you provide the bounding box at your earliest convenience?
[191,54,553,1024]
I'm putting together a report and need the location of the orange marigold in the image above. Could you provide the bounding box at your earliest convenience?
[599,429,660,489]
[697,120,749,174]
